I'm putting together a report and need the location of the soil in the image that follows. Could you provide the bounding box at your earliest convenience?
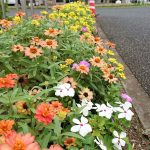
[128,108,150,150]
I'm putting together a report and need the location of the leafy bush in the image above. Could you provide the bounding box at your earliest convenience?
[0,2,133,150]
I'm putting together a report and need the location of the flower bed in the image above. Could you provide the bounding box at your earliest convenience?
[0,2,134,150]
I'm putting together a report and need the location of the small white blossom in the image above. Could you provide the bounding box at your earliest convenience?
[71,116,92,137]
[55,83,75,98]
[94,137,107,150]
[117,102,134,121]
[112,131,126,150]
[77,99,93,116]
[94,103,113,119]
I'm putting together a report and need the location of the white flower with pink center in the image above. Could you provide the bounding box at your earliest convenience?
[71,116,92,137]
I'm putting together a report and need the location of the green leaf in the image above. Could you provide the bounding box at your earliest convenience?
[61,132,85,141]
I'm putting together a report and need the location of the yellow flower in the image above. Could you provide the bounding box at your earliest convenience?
[107,50,115,56]
[41,11,48,15]
[108,58,117,64]
[116,63,124,71]
[64,21,69,25]
[118,73,126,79]
[44,81,49,87]
[13,16,21,24]
[60,64,67,69]
[65,59,74,65]
[31,20,40,26]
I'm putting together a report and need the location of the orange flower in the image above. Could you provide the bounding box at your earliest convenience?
[50,101,63,114]
[45,39,58,49]
[12,44,24,52]
[15,101,31,115]
[34,103,54,125]
[0,77,16,88]
[0,19,12,29]
[95,46,107,55]
[49,144,63,150]
[0,132,40,150]
[0,120,15,137]
[79,88,93,101]
[64,137,76,148]
[57,108,70,120]
[32,14,44,20]
[52,5,62,11]
[6,74,18,80]
[16,11,25,17]
[90,56,105,68]
[31,37,42,45]
[94,37,102,45]
[103,73,118,83]
[106,41,116,49]
[44,28,61,37]
[80,33,95,45]
[25,45,43,59]
[61,77,77,88]
[76,65,89,74]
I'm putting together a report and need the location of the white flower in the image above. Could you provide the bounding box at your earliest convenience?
[112,131,126,150]
[117,102,134,121]
[94,137,107,150]
[95,103,113,119]
[77,99,93,116]
[55,83,75,97]
[71,116,92,137]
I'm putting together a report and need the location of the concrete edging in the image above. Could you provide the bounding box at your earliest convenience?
[96,17,150,136]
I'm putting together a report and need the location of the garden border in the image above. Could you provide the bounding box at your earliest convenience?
[96,16,150,136]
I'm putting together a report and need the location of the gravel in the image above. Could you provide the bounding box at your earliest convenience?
[96,7,150,96]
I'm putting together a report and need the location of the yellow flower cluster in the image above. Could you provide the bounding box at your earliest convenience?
[49,2,95,32]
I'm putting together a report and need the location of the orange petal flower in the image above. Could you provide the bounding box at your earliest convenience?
[95,46,107,55]
[0,120,15,137]
[64,137,76,148]
[0,19,12,29]
[31,37,42,45]
[79,88,93,101]
[12,44,24,52]
[34,103,54,125]
[2,132,40,150]
[45,39,58,49]
[0,77,16,88]
[94,37,102,45]
[50,101,63,114]
[106,41,116,49]
[44,28,61,37]
[16,11,25,17]
[49,144,63,150]
[103,73,118,83]
[25,45,43,59]
[89,56,105,68]
[61,77,77,88]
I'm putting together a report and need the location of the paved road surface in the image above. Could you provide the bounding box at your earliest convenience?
[96,7,150,96]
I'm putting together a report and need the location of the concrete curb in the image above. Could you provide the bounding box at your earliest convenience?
[96,16,150,136]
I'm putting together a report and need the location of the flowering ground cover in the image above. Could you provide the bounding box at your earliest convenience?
[0,2,134,150]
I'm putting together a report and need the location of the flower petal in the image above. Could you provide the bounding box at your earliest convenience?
[73,118,80,124]
[118,113,126,119]
[120,132,126,138]
[81,116,88,124]
[112,138,118,144]
[120,139,126,146]
[113,131,119,137]
[71,125,80,132]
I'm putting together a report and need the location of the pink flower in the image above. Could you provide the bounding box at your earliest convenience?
[72,61,90,74]
[49,144,63,150]
[81,27,88,32]
[0,132,40,150]
[121,93,133,103]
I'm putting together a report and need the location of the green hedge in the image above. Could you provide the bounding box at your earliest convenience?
[0,2,8,19]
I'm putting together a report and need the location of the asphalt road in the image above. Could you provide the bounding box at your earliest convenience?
[96,7,150,96]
